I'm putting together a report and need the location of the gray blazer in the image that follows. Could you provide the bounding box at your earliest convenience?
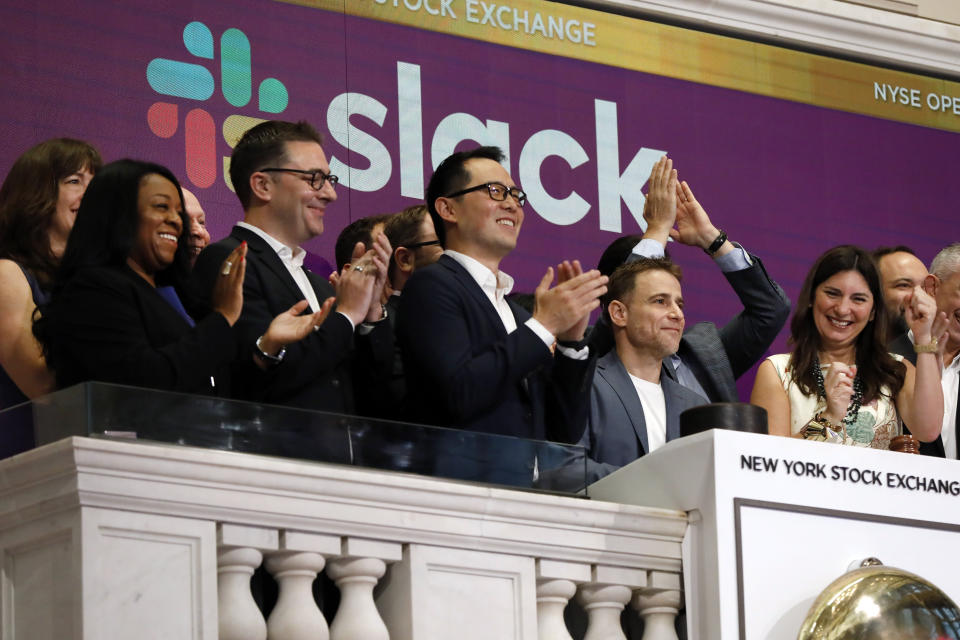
[579,350,707,483]
[589,252,790,403]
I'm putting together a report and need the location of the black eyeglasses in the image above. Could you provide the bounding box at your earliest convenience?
[260,167,339,190]
[444,182,526,207]
[404,239,441,249]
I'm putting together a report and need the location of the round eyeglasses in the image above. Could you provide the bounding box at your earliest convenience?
[259,167,339,191]
[444,182,526,207]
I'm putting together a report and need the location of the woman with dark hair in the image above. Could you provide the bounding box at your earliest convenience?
[751,245,944,448]
[0,137,101,407]
[35,159,329,393]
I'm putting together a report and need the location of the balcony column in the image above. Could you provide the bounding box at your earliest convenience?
[265,531,341,640]
[326,537,402,640]
[632,572,683,640]
[577,565,646,640]
[217,524,279,640]
[536,559,591,640]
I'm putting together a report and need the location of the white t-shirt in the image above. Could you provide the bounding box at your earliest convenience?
[628,373,667,452]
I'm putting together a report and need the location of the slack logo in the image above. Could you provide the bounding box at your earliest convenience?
[146,21,289,189]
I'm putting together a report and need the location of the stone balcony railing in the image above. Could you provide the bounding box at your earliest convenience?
[0,384,689,640]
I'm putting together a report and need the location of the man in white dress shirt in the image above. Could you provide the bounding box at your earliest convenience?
[890,242,960,459]
[193,119,393,413]
[397,146,608,441]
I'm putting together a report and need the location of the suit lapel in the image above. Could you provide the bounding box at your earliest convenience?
[661,356,678,382]
[662,373,697,442]
[598,352,650,455]
[232,226,307,303]
[440,255,507,336]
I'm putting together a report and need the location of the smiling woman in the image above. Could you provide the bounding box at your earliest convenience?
[0,138,101,411]
[751,245,945,449]
[33,159,328,397]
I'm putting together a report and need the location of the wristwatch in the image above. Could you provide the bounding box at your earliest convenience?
[255,335,286,365]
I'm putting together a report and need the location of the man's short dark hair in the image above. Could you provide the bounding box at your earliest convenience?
[597,234,644,277]
[603,258,683,311]
[384,204,429,281]
[229,120,324,210]
[334,214,392,271]
[871,245,917,261]
[384,204,429,250]
[425,145,505,247]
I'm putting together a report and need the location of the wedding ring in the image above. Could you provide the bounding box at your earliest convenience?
[353,265,364,272]
[221,261,233,276]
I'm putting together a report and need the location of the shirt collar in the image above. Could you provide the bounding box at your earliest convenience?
[236,221,306,267]
[445,249,514,297]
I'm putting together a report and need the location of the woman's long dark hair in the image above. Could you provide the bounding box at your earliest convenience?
[51,159,192,288]
[789,245,905,403]
[35,160,199,370]
[0,138,102,286]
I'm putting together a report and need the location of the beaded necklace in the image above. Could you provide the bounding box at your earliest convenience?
[813,358,863,435]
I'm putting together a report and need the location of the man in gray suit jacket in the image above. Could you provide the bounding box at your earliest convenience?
[579,258,707,483]
[579,157,790,482]
[591,157,789,398]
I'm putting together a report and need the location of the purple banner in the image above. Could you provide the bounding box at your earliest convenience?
[2,0,956,394]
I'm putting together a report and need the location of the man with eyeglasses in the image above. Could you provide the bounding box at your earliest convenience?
[396,146,608,442]
[359,204,445,413]
[383,204,444,295]
[193,119,393,413]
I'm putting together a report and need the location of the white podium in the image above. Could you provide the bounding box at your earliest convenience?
[588,429,960,640]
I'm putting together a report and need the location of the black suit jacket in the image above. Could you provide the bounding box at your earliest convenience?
[46,265,238,392]
[192,225,392,414]
[397,255,592,443]
[889,332,958,458]
[590,252,790,402]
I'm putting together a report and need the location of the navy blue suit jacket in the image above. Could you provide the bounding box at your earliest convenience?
[397,255,592,443]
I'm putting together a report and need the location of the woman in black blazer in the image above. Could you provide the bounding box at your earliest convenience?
[35,159,326,394]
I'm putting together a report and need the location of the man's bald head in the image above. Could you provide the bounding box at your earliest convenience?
[182,188,211,266]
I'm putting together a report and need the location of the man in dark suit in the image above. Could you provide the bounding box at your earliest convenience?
[193,120,392,413]
[377,205,444,412]
[397,146,608,442]
[889,242,960,459]
[580,258,708,482]
[591,156,791,405]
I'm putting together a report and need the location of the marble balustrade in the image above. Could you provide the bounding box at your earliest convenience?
[0,436,687,639]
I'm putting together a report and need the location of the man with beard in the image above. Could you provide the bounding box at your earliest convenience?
[873,246,929,341]
[889,243,958,459]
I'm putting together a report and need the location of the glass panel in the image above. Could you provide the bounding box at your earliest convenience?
[0,382,587,494]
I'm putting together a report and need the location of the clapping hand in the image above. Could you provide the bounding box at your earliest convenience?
[254,298,335,368]
[533,260,608,342]
[211,242,247,326]
[822,362,856,427]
